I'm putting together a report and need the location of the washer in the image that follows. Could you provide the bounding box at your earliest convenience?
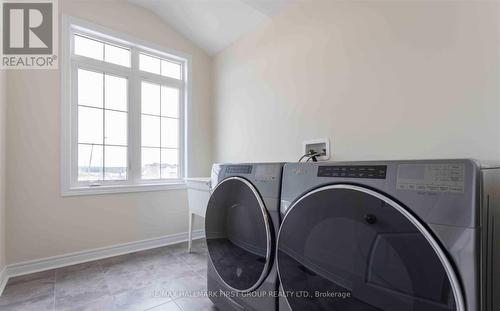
[205,163,284,311]
[277,159,500,311]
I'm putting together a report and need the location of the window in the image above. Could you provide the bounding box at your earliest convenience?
[62,17,190,195]
[140,81,180,180]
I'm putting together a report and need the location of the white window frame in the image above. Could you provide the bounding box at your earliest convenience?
[61,16,191,196]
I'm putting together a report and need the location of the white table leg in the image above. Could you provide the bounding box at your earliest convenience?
[188,212,194,252]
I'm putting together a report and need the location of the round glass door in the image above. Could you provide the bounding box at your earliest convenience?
[277,185,464,311]
[205,177,272,292]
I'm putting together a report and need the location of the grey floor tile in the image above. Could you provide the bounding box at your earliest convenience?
[152,272,207,299]
[191,239,208,250]
[133,247,168,262]
[1,239,212,311]
[0,276,55,306]
[136,249,186,272]
[55,263,108,295]
[112,285,172,311]
[55,289,114,311]
[147,301,182,311]
[104,267,157,295]
[0,293,55,311]
[161,243,190,257]
[174,296,217,311]
[177,251,208,277]
[55,261,112,310]
[55,262,100,275]
[148,258,195,280]
[168,242,189,249]
[178,250,207,266]
[99,253,146,275]
[55,294,116,311]
[7,270,56,286]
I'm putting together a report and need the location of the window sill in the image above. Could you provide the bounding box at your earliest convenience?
[61,181,187,197]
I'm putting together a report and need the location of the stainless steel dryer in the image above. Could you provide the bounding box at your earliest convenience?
[277,159,500,311]
[205,163,283,311]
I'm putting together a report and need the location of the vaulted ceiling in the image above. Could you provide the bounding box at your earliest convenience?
[128,0,295,55]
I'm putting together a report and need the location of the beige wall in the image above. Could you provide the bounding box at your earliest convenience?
[6,0,212,264]
[213,0,500,163]
[0,70,6,271]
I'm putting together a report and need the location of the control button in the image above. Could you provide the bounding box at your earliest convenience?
[416,184,426,191]
[318,166,387,179]
[450,186,464,193]
[426,185,439,192]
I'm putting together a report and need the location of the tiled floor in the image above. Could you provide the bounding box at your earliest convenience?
[0,239,217,311]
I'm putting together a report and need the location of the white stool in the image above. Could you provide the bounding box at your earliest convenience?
[186,177,211,252]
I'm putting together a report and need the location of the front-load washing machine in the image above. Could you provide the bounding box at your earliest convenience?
[205,163,284,311]
[277,159,500,311]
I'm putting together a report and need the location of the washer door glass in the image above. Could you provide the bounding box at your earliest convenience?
[205,177,271,292]
[277,186,462,311]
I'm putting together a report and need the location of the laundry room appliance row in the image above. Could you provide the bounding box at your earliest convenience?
[204,160,500,311]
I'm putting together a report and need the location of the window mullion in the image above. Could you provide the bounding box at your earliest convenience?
[159,84,162,179]
[70,62,79,187]
[102,73,106,183]
[129,47,142,184]
[138,72,182,88]
[179,84,185,180]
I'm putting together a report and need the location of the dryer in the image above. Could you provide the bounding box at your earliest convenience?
[277,159,500,311]
[205,163,284,311]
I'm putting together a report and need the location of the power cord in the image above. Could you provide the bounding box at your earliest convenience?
[298,150,320,162]
[306,155,317,162]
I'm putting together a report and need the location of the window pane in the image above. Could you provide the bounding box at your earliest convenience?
[78,144,103,181]
[161,59,182,79]
[74,35,103,61]
[78,69,103,108]
[79,106,103,144]
[105,110,127,146]
[105,44,131,67]
[105,75,127,111]
[142,115,160,147]
[161,148,178,179]
[161,118,178,148]
[161,86,179,118]
[142,147,160,179]
[141,81,160,115]
[139,53,161,75]
[104,146,127,180]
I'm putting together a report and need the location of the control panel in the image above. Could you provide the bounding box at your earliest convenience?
[396,163,465,193]
[318,165,387,179]
[255,165,278,182]
[226,165,253,174]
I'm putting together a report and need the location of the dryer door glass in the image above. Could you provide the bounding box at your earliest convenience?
[205,177,271,292]
[277,186,461,311]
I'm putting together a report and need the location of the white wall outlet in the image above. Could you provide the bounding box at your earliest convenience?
[303,138,330,161]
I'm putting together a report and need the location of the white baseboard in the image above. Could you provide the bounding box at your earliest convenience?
[0,266,7,296]
[0,229,205,296]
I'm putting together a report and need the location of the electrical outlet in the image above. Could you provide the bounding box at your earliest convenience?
[303,138,330,161]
